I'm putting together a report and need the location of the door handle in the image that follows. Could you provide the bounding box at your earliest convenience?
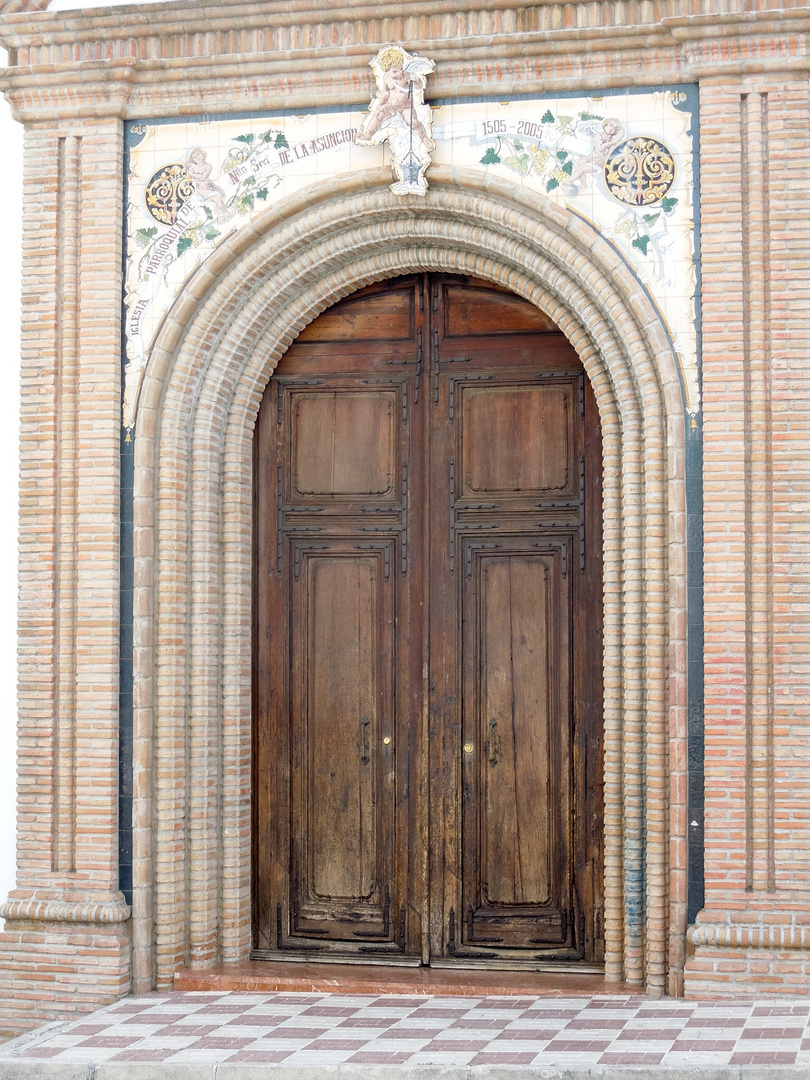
[360,718,370,764]
[488,718,499,767]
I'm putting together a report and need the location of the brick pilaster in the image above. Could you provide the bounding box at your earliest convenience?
[0,119,130,1038]
[686,73,810,997]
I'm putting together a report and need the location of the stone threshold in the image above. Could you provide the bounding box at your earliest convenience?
[173,960,636,998]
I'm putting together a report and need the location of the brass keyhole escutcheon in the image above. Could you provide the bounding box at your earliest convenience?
[464,743,474,754]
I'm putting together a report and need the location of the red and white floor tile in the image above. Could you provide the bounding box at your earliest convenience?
[3,992,810,1070]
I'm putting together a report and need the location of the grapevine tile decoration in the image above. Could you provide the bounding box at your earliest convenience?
[2,993,809,1068]
[123,84,698,437]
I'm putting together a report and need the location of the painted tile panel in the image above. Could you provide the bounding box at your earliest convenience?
[124,85,698,434]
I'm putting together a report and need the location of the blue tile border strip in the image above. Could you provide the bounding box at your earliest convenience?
[686,418,705,922]
[118,432,134,907]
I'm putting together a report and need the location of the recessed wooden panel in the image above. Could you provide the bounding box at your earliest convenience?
[304,555,379,901]
[292,390,396,497]
[479,554,554,907]
[461,385,572,495]
[460,541,573,952]
[444,284,558,337]
[295,288,413,342]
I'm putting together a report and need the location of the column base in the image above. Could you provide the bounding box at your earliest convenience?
[684,909,810,998]
[0,891,131,1040]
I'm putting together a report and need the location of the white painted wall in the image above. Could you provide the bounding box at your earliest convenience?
[0,0,181,925]
[0,85,21,927]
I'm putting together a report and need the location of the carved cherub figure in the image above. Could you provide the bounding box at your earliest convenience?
[356,45,436,195]
[359,47,434,149]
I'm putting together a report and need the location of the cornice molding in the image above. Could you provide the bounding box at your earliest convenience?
[2,0,809,46]
[3,58,689,124]
[663,7,810,39]
[0,0,703,43]
[0,1,808,123]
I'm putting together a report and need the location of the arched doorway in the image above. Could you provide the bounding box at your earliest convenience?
[253,274,604,967]
[134,171,687,996]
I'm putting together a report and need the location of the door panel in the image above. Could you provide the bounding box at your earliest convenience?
[300,553,386,902]
[461,543,572,952]
[429,274,597,963]
[291,391,397,499]
[288,546,397,942]
[296,287,415,343]
[461,384,574,497]
[254,274,603,966]
[254,278,421,959]
[479,552,557,907]
[443,283,559,336]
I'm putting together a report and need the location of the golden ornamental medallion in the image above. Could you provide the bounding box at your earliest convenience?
[603,137,676,206]
[145,163,195,225]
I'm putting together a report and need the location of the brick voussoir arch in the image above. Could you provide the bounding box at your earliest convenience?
[132,168,686,998]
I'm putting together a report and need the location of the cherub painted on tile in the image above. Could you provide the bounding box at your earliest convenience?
[563,118,625,195]
[356,45,436,196]
[184,147,235,221]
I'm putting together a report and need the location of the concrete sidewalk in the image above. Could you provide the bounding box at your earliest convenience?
[1,989,809,1078]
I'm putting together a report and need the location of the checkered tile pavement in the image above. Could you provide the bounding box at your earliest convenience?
[3,992,810,1069]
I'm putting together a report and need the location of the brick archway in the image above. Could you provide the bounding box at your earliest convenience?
[133,166,687,997]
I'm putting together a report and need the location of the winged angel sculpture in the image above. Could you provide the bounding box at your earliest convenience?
[356,46,436,195]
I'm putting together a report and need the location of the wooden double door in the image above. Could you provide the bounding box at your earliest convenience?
[254,275,603,967]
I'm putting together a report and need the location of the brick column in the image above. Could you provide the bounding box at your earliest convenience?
[0,119,130,1037]
[686,73,810,996]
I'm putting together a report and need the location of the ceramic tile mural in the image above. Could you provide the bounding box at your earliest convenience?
[124,87,698,434]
